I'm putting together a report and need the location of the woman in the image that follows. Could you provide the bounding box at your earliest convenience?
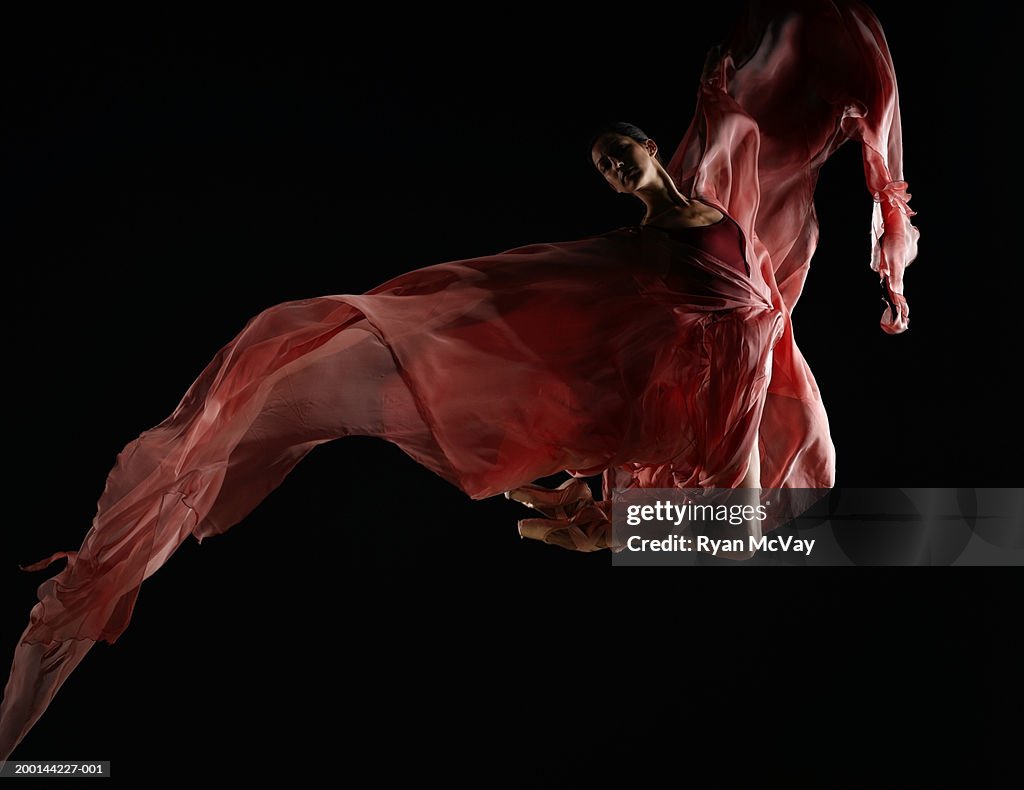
[0,0,919,761]
[505,121,777,556]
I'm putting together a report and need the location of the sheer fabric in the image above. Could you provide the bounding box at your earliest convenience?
[1,0,918,761]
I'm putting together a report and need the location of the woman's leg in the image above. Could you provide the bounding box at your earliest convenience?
[0,318,451,762]
[0,639,96,764]
[197,322,456,537]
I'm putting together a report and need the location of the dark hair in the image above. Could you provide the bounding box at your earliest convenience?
[587,121,664,165]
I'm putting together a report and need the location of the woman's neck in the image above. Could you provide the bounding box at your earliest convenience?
[635,170,690,222]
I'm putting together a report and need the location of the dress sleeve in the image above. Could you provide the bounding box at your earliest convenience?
[833,2,921,334]
[668,0,921,335]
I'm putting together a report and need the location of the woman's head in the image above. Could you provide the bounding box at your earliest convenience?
[589,122,664,195]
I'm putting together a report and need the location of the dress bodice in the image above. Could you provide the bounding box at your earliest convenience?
[650,212,748,273]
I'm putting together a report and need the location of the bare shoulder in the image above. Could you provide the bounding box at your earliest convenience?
[688,198,725,226]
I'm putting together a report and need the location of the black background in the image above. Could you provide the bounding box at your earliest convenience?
[1,4,1014,783]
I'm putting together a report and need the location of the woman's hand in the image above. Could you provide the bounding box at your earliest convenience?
[880,278,909,334]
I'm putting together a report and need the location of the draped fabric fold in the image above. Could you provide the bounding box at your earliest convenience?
[1,0,918,761]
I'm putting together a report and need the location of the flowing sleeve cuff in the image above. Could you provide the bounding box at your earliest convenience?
[870,180,920,335]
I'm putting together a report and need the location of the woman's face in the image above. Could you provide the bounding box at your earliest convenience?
[591,132,658,193]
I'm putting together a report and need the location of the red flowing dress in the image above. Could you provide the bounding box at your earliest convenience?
[0,0,920,761]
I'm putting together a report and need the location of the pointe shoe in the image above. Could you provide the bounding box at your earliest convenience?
[517,518,610,553]
[506,478,621,553]
[503,477,593,521]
